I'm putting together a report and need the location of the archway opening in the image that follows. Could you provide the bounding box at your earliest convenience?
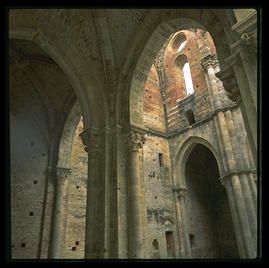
[185,144,239,259]
[9,38,87,259]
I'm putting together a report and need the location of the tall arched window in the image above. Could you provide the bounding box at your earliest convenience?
[175,54,195,97]
[183,62,194,95]
[177,40,187,53]
[172,32,186,53]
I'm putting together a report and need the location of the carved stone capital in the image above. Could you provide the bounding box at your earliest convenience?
[79,127,103,156]
[56,166,72,177]
[56,166,72,185]
[201,54,218,71]
[172,186,187,201]
[215,67,241,103]
[125,129,146,152]
[219,169,256,187]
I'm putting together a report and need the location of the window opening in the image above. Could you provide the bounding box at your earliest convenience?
[152,239,159,250]
[177,40,187,52]
[185,109,195,125]
[158,153,164,167]
[165,231,175,257]
[183,62,194,95]
[189,233,196,248]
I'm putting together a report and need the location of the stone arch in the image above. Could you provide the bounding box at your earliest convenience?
[9,19,107,129]
[171,32,187,52]
[174,136,223,187]
[182,141,240,258]
[175,54,188,68]
[9,15,108,259]
[124,16,226,129]
[57,100,82,169]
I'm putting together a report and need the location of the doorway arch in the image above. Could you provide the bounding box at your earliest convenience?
[182,143,239,258]
[9,17,107,258]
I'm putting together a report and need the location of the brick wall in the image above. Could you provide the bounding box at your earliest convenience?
[63,118,87,259]
[142,135,177,258]
[143,64,166,133]
[10,109,50,259]
[163,30,215,132]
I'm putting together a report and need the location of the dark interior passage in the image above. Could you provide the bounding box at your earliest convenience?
[185,144,240,259]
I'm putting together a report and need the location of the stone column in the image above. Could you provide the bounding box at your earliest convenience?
[215,111,256,258]
[172,186,192,258]
[125,129,146,259]
[49,166,71,259]
[116,126,128,259]
[220,172,257,258]
[79,127,105,259]
[231,10,257,110]
[225,110,257,243]
[201,54,257,258]
[201,54,223,111]
[217,11,258,166]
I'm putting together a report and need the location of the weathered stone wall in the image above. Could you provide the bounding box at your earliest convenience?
[185,144,239,258]
[9,9,258,260]
[142,134,178,258]
[63,118,87,259]
[10,96,51,259]
[163,30,216,132]
[143,64,166,133]
[233,9,257,23]
[9,38,77,259]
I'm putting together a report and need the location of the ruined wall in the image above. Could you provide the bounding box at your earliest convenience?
[163,30,215,132]
[10,65,52,259]
[142,134,178,258]
[143,64,166,133]
[63,118,87,259]
[185,144,239,259]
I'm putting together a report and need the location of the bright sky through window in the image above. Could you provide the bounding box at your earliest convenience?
[177,40,187,53]
[183,62,194,94]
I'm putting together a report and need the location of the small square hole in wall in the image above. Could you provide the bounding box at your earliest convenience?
[72,246,76,251]
[21,243,26,248]
[189,234,196,248]
[29,212,34,216]
[75,241,79,245]
[34,180,38,184]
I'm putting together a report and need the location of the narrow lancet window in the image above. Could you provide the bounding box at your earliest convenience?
[183,62,194,95]
[186,109,195,125]
[177,40,187,53]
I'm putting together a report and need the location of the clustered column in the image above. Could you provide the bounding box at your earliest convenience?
[201,54,223,110]
[202,55,257,258]
[172,186,192,258]
[125,129,146,259]
[79,127,105,259]
[49,166,72,259]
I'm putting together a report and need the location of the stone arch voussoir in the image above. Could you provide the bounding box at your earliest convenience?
[174,136,223,187]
